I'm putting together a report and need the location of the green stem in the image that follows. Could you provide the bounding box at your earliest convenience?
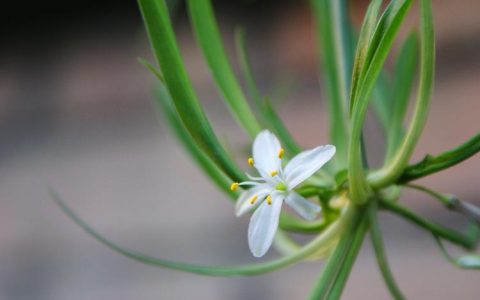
[380,199,475,249]
[368,0,435,189]
[368,200,405,300]
[308,204,366,299]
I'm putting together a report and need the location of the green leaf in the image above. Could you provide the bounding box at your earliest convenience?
[371,72,392,133]
[386,31,419,159]
[186,0,261,138]
[138,0,246,182]
[369,0,434,188]
[51,189,356,276]
[398,133,480,183]
[349,0,415,203]
[234,27,263,111]
[311,0,354,170]
[233,28,302,155]
[369,200,405,300]
[349,0,383,113]
[153,81,237,200]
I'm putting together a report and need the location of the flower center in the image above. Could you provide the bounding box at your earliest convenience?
[275,182,287,191]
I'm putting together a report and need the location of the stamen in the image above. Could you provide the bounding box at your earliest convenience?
[270,170,279,177]
[249,195,258,205]
[248,157,254,167]
[266,195,272,205]
[230,182,239,191]
[278,148,285,159]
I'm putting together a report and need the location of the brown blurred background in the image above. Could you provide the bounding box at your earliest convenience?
[0,1,479,299]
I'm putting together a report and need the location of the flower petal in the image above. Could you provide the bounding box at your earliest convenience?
[285,191,321,221]
[252,130,282,177]
[248,192,284,257]
[284,145,336,189]
[235,185,272,217]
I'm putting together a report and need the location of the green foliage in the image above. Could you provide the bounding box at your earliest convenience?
[53,0,480,299]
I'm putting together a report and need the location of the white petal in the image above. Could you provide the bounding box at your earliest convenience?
[248,192,284,257]
[285,191,321,221]
[252,130,282,177]
[284,145,336,189]
[235,185,272,217]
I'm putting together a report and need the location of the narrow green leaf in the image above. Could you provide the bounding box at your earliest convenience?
[51,189,356,276]
[233,28,302,155]
[349,0,383,113]
[369,200,405,300]
[349,0,415,203]
[187,0,261,138]
[398,133,480,183]
[369,0,434,188]
[154,83,237,199]
[234,27,263,111]
[311,0,354,170]
[385,31,419,161]
[138,0,245,182]
[371,72,393,133]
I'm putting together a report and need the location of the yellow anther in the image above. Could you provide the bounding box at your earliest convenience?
[266,195,272,205]
[230,182,239,191]
[248,157,254,167]
[270,170,279,177]
[278,148,285,159]
[249,195,258,205]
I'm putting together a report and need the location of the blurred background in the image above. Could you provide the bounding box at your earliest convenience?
[0,0,479,299]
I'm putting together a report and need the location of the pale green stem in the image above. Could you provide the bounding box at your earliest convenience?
[368,0,434,189]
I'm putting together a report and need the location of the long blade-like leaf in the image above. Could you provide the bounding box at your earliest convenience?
[138,0,245,182]
[187,0,261,138]
[234,28,302,155]
[348,0,414,203]
[51,189,355,276]
[398,133,480,183]
[311,0,354,170]
[369,0,435,188]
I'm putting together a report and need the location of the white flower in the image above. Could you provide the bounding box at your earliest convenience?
[231,130,336,257]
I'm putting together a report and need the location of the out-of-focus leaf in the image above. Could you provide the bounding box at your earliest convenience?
[385,32,419,161]
[234,28,302,155]
[154,82,237,199]
[311,0,354,170]
[138,0,245,182]
[234,27,263,110]
[51,189,355,276]
[187,0,261,138]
